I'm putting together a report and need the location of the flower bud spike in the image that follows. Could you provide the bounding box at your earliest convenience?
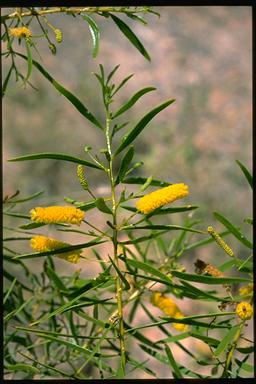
[54,29,63,43]
[77,165,89,191]
[207,226,234,257]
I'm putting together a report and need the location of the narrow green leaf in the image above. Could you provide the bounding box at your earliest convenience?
[139,175,153,192]
[3,269,32,292]
[112,87,156,118]
[120,257,173,284]
[76,309,106,327]
[214,326,240,356]
[3,278,17,305]
[157,332,191,344]
[112,74,134,96]
[120,205,137,213]
[5,190,44,204]
[189,332,219,347]
[68,267,111,299]
[30,279,107,326]
[5,363,40,374]
[237,254,253,272]
[4,296,34,322]
[115,146,134,185]
[31,333,98,357]
[147,205,198,215]
[15,325,116,340]
[2,65,13,97]
[126,13,148,25]
[64,198,96,211]
[8,152,102,170]
[121,231,169,244]
[235,359,254,372]
[128,297,140,323]
[214,212,253,249]
[121,205,197,215]
[165,345,183,378]
[25,39,33,82]
[131,316,232,330]
[13,240,106,260]
[110,13,151,61]
[106,64,120,85]
[170,270,251,285]
[82,15,100,58]
[19,222,46,230]
[93,249,107,271]
[139,344,168,365]
[123,176,170,187]
[124,321,162,350]
[116,360,125,378]
[16,351,81,379]
[4,236,31,241]
[3,212,30,219]
[127,356,157,377]
[236,346,254,354]
[216,259,236,272]
[183,230,230,251]
[124,224,205,234]
[180,280,225,301]
[236,160,252,188]
[94,72,104,89]
[139,345,204,378]
[108,256,130,290]
[115,99,175,155]
[14,51,103,130]
[95,197,112,214]
[45,266,69,293]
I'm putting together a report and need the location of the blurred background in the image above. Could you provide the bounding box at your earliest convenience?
[3,6,252,378]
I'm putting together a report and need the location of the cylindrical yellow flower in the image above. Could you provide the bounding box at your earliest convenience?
[151,292,188,331]
[136,183,189,214]
[239,284,253,296]
[9,26,32,38]
[30,235,81,263]
[236,302,253,320]
[30,206,84,225]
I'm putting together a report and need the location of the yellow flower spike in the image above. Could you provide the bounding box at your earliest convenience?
[207,226,234,257]
[9,26,32,38]
[239,284,253,296]
[151,292,188,332]
[30,206,85,225]
[236,302,253,320]
[30,235,81,264]
[136,183,189,214]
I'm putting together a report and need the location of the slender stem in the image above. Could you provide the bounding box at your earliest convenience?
[221,321,245,377]
[82,219,110,238]
[105,110,126,372]
[1,7,151,21]
[222,296,253,378]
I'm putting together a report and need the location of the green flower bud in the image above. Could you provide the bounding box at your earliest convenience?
[55,29,62,43]
[77,165,88,190]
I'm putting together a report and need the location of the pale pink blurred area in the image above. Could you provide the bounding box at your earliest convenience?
[3,6,252,378]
